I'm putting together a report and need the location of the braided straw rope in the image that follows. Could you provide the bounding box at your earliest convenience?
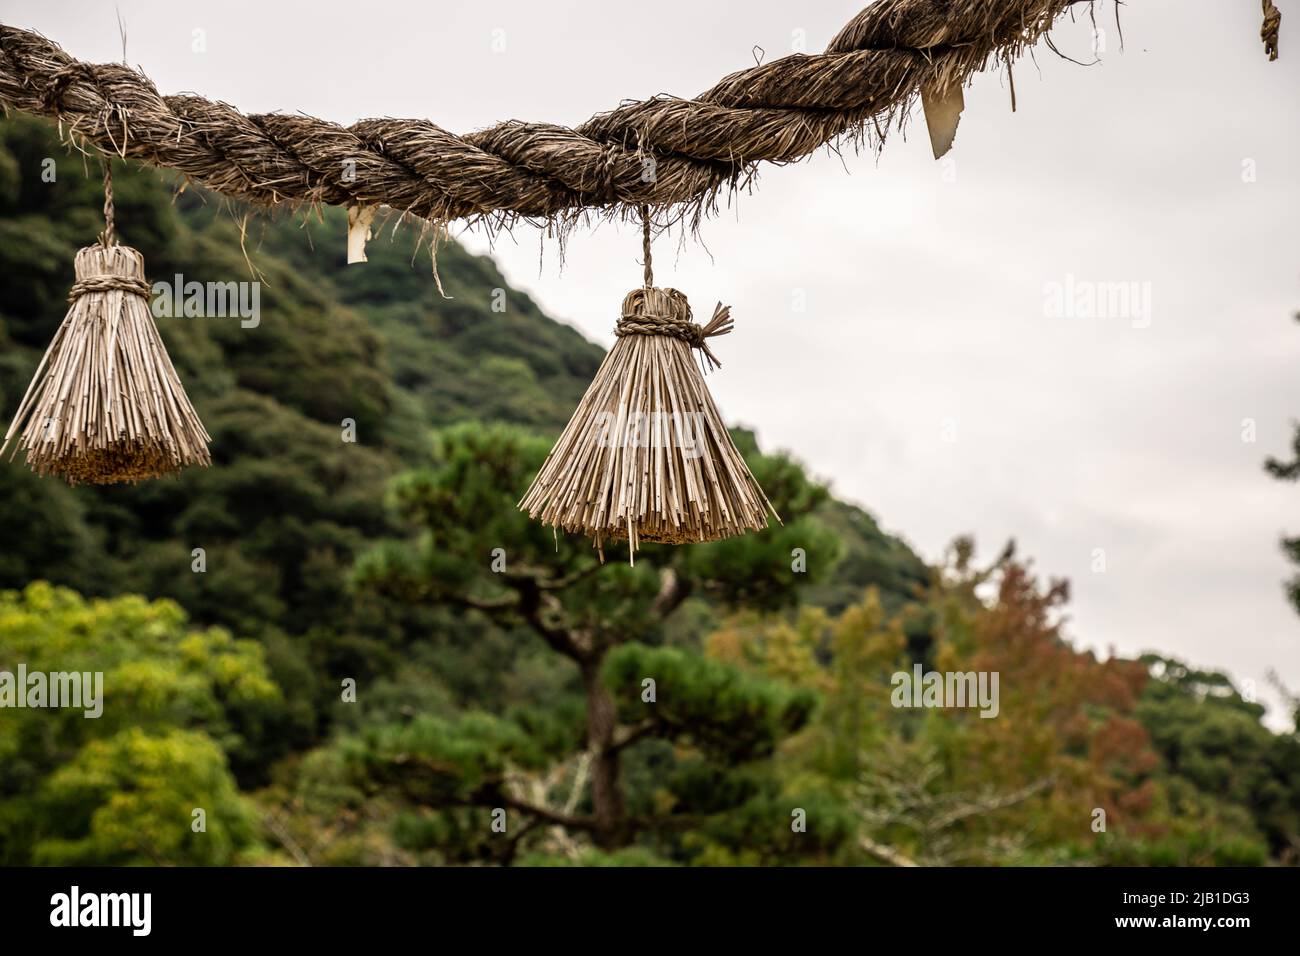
[0,0,1136,234]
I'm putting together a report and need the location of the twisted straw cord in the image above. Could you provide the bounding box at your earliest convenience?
[641,204,653,288]
[67,273,152,300]
[99,154,115,246]
[615,290,733,370]
[0,1,1109,226]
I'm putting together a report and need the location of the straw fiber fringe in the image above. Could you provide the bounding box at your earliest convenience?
[1,244,211,484]
[0,1,1213,237]
[519,288,776,561]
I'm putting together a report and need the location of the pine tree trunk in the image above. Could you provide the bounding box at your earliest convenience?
[581,655,627,849]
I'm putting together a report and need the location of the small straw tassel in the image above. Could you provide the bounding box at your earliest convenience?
[1,242,211,485]
[519,283,778,563]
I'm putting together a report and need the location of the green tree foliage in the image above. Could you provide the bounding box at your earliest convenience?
[1136,656,1300,862]
[603,644,815,761]
[37,728,258,866]
[0,583,276,864]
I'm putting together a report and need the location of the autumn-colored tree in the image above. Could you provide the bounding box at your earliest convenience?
[925,541,1157,851]
[704,539,1272,865]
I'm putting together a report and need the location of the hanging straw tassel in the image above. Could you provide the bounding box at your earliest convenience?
[519,286,777,562]
[0,160,210,484]
[520,211,777,562]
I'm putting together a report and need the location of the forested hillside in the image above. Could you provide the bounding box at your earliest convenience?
[1,117,1296,866]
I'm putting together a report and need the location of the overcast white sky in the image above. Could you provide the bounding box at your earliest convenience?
[9,1,1299,727]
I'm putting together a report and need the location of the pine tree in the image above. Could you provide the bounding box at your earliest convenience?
[350,423,839,858]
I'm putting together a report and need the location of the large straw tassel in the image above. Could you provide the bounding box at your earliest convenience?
[1,243,211,484]
[519,285,778,562]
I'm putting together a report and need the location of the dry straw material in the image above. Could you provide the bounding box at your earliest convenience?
[519,284,777,562]
[8,1,1271,236]
[1,243,211,484]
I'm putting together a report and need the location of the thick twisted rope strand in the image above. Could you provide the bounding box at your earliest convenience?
[0,1,1277,232]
